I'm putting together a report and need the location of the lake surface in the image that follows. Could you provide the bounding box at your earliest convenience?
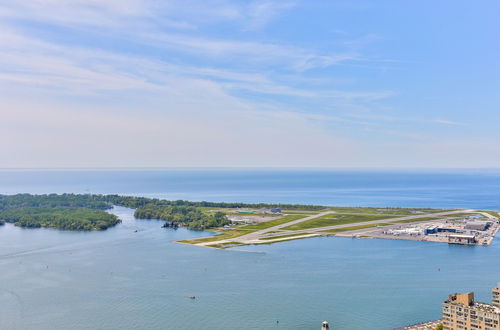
[1,169,500,329]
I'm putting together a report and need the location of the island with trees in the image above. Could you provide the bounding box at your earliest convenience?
[0,207,120,230]
[133,205,229,230]
[0,193,323,231]
[0,194,119,230]
[4,194,493,250]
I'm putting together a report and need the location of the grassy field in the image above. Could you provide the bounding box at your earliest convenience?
[177,232,240,244]
[324,223,392,233]
[282,214,399,231]
[179,214,309,244]
[240,214,309,230]
[225,212,279,217]
[327,207,451,216]
[259,232,315,240]
[207,241,246,248]
[479,210,500,218]
[178,207,482,247]
[391,216,442,224]
[283,210,324,214]
[389,213,483,225]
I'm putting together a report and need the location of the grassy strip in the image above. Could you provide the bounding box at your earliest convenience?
[324,223,392,233]
[240,214,309,230]
[390,212,498,224]
[180,214,309,244]
[389,214,472,224]
[178,229,252,244]
[283,214,399,231]
[323,212,493,232]
[444,212,481,218]
[225,212,279,217]
[479,210,500,218]
[264,230,284,234]
[391,217,441,224]
[208,241,245,248]
[260,233,315,240]
[283,210,323,214]
[327,207,451,216]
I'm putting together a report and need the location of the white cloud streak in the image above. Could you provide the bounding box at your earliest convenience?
[2,0,482,168]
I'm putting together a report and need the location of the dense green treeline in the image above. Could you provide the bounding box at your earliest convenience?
[0,207,120,230]
[0,194,117,230]
[102,194,322,230]
[100,194,324,211]
[0,193,110,210]
[0,193,323,231]
[134,205,229,230]
[0,193,324,211]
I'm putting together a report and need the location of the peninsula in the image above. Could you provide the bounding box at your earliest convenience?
[179,206,500,248]
[0,194,498,247]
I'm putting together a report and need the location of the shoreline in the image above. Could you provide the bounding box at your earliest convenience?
[180,208,500,249]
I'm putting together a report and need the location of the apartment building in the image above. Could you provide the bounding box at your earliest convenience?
[442,283,500,330]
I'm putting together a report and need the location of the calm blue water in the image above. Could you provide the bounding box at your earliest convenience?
[2,169,500,209]
[1,169,500,330]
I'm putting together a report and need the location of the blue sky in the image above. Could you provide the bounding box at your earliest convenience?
[1,0,499,168]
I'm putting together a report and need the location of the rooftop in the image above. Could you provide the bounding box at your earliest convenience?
[449,234,476,239]
[474,302,500,313]
[445,299,500,314]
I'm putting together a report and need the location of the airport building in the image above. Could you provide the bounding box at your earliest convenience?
[448,234,476,245]
[465,221,492,231]
[442,283,500,329]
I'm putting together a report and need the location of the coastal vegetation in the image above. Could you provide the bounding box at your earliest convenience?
[0,194,310,231]
[0,207,119,230]
[0,194,118,230]
[0,194,484,244]
[0,194,281,231]
[134,205,229,230]
[0,193,110,210]
[179,214,312,245]
[98,194,325,211]
[0,194,326,232]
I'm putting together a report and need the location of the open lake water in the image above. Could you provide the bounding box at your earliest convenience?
[1,169,500,329]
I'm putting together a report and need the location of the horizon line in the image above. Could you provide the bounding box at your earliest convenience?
[0,166,499,171]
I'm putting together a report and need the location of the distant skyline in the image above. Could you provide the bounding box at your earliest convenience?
[1,0,499,168]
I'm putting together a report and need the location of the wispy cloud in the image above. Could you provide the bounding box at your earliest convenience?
[0,26,390,105]
[433,119,464,126]
[0,0,294,30]
[0,0,363,72]
[243,0,296,30]
[3,0,452,168]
